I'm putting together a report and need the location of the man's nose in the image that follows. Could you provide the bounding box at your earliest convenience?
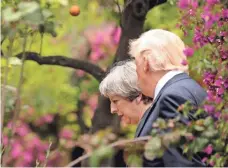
[110,103,117,114]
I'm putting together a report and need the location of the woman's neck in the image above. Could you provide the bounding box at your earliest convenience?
[138,103,152,121]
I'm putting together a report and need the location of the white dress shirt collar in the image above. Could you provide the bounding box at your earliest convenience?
[154,70,184,100]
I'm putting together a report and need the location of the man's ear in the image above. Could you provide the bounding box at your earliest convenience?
[143,56,150,73]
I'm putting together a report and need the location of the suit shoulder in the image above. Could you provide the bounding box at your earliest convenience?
[161,78,206,105]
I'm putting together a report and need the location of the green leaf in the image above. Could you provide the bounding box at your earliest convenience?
[194,125,205,131]
[89,146,113,167]
[191,138,209,153]
[156,118,167,129]
[203,117,213,127]
[226,145,228,153]
[213,140,225,152]
[18,1,40,16]
[144,137,164,160]
[202,126,218,138]
[22,9,43,25]
[9,57,22,65]
[2,7,22,22]
[43,21,57,37]
[127,154,142,167]
[58,0,69,6]
[42,9,53,19]
[162,131,181,147]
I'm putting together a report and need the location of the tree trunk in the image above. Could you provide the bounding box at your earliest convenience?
[90,0,167,132]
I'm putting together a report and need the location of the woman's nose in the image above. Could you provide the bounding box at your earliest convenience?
[110,103,117,114]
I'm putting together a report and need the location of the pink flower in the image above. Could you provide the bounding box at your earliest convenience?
[59,128,74,139]
[2,135,8,145]
[112,27,121,44]
[201,11,220,29]
[224,78,228,89]
[215,96,222,103]
[222,9,228,18]
[209,160,215,166]
[177,0,189,9]
[203,144,213,155]
[87,95,98,111]
[203,71,216,85]
[94,33,104,45]
[191,0,198,8]
[177,0,198,9]
[201,157,208,163]
[11,142,23,158]
[204,105,215,113]
[214,111,221,118]
[76,70,85,77]
[43,114,54,123]
[35,118,45,126]
[23,151,33,163]
[31,136,41,148]
[193,28,208,47]
[181,59,188,66]
[207,0,219,5]
[39,142,49,151]
[38,153,46,162]
[217,87,225,95]
[214,78,223,87]
[7,121,13,129]
[16,123,30,136]
[183,47,194,57]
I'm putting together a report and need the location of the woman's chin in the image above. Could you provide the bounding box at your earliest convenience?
[120,116,137,126]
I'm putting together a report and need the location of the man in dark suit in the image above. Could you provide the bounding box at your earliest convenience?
[129,29,207,166]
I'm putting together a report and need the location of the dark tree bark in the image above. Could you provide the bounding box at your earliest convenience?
[16,52,105,82]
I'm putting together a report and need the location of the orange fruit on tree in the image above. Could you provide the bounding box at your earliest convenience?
[69,5,80,16]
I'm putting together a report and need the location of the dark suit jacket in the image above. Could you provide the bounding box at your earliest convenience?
[135,73,207,167]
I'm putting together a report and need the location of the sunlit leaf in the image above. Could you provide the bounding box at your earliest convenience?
[18,1,40,16]
[58,0,69,6]
[194,125,205,131]
[9,57,22,65]
[42,9,53,19]
[144,137,164,160]
[2,7,22,22]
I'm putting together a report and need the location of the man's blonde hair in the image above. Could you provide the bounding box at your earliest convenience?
[129,29,188,72]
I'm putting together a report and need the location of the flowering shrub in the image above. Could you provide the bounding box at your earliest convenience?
[142,0,227,167]
[2,119,64,167]
[178,0,227,122]
[84,23,121,62]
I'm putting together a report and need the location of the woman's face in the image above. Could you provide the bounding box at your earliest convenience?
[109,95,141,125]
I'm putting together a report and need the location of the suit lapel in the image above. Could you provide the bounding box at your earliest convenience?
[135,73,189,137]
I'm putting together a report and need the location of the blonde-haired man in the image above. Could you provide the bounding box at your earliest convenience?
[129,29,207,167]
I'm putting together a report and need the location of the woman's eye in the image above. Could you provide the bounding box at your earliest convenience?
[113,100,118,103]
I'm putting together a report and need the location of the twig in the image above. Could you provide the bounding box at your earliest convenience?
[12,32,28,136]
[114,0,124,29]
[16,52,105,82]
[1,38,14,136]
[39,33,44,56]
[43,140,52,168]
[65,136,150,167]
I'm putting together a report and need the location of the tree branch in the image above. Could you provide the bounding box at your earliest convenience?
[16,52,105,82]
[65,136,151,167]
